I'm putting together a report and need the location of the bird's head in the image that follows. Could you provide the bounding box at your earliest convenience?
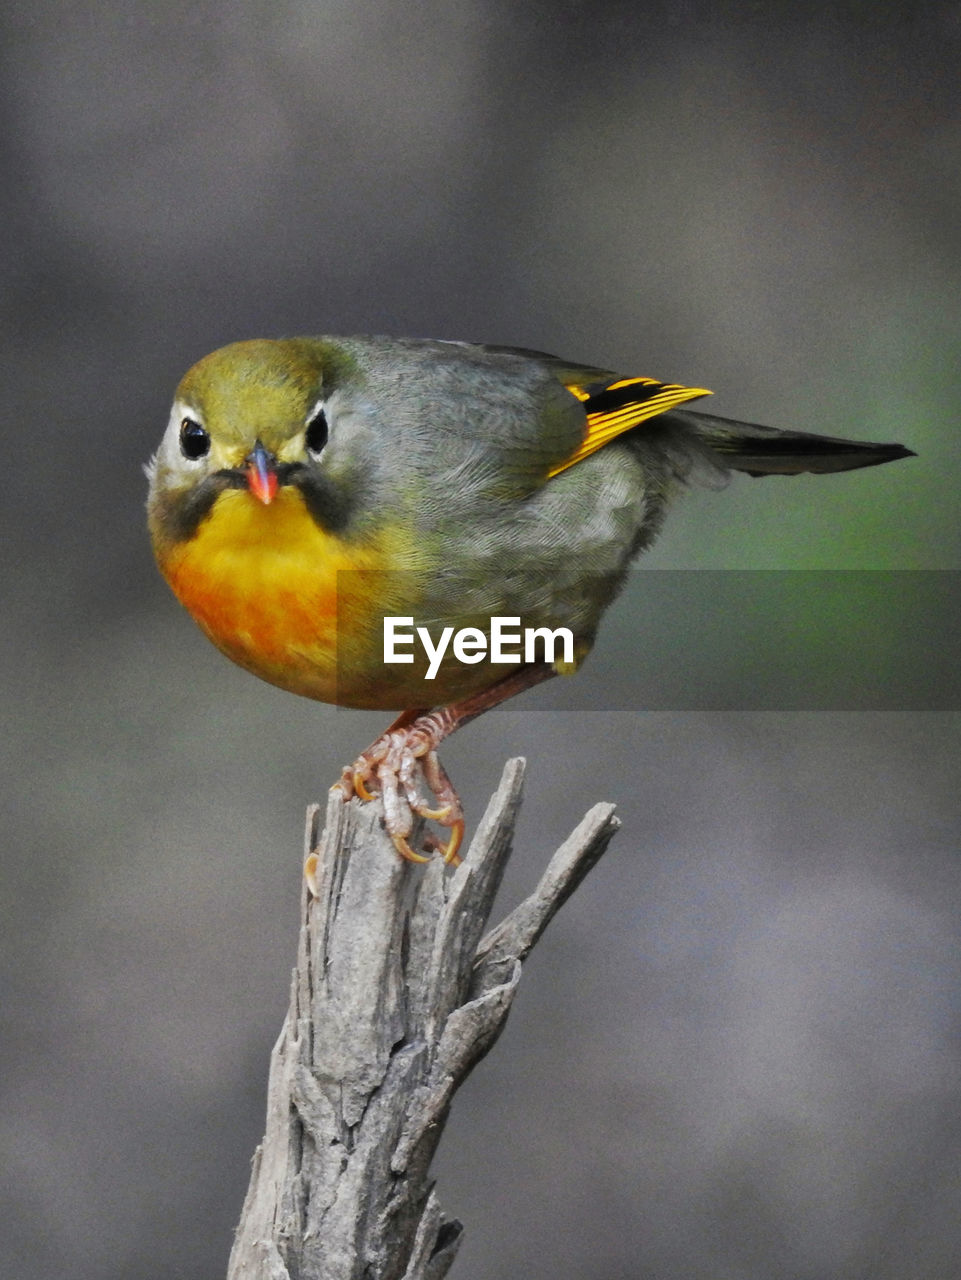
[146,338,365,554]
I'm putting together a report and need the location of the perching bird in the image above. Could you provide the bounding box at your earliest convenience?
[146,336,913,866]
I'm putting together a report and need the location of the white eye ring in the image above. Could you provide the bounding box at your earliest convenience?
[166,400,208,467]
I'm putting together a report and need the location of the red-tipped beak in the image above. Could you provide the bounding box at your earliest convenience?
[245,440,279,505]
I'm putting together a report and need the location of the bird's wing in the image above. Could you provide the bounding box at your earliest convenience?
[467,344,713,477]
[548,373,712,477]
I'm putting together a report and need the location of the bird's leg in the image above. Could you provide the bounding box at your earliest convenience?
[336,664,558,866]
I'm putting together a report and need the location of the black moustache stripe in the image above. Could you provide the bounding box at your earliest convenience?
[164,461,356,543]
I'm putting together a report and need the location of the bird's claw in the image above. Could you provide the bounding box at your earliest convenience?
[352,771,376,803]
[391,832,433,864]
[432,818,465,866]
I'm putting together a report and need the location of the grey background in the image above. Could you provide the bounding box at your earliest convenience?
[3,3,960,1277]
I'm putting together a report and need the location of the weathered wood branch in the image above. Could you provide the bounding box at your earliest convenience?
[227,758,620,1280]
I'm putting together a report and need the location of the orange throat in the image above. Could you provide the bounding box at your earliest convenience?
[158,486,410,705]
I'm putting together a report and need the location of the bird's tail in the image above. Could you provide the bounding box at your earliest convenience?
[672,409,915,477]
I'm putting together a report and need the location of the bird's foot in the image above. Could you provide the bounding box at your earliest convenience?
[316,669,557,885]
[335,711,465,867]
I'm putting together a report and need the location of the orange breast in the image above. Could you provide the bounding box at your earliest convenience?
[159,487,421,706]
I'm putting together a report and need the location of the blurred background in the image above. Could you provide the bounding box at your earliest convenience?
[2,2,960,1277]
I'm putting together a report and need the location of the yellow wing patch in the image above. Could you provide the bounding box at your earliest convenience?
[549,376,712,477]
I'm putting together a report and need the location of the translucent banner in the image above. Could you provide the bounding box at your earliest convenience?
[333,570,960,711]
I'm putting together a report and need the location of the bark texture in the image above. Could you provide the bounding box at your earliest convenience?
[228,758,620,1280]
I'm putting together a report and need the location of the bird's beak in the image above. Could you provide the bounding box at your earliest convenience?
[245,439,279,505]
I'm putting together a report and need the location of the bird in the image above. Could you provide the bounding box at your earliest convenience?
[146,336,913,867]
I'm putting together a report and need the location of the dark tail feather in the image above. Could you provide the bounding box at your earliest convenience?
[674,409,915,477]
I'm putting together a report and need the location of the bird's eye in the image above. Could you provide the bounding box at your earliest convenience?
[179,417,210,460]
[305,405,329,456]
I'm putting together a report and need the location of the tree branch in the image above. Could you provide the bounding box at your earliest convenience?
[227,757,620,1280]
